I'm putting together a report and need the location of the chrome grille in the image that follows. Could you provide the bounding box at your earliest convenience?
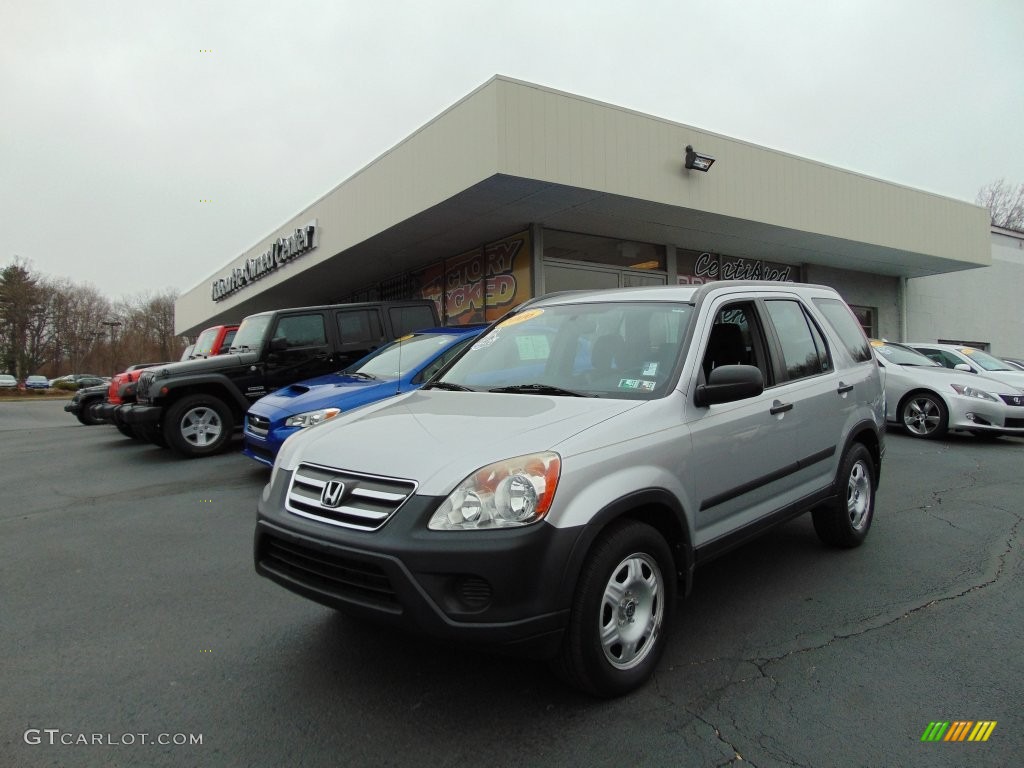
[285,463,417,530]
[247,414,270,437]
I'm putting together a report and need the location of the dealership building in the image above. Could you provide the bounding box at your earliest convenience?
[175,76,991,342]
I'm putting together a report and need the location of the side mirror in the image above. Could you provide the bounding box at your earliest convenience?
[269,337,289,352]
[953,363,973,373]
[695,364,764,407]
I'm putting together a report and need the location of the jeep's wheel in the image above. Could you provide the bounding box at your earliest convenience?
[164,394,233,457]
[554,520,674,697]
[812,443,875,548]
[75,399,104,426]
[899,392,948,439]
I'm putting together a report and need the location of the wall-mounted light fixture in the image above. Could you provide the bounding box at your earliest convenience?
[684,145,715,172]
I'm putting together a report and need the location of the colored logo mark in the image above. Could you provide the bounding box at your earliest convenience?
[921,721,997,742]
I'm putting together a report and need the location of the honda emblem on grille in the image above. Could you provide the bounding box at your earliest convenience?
[321,480,345,508]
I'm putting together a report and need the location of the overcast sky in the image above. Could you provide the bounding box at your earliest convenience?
[2,0,1022,302]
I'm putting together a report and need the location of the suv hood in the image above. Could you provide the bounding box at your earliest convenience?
[145,351,257,378]
[276,389,643,496]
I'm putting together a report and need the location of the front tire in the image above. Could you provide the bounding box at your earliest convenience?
[813,443,875,548]
[899,392,948,439]
[74,398,104,426]
[554,520,675,697]
[163,394,233,458]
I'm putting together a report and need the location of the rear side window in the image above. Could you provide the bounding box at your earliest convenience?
[389,306,436,337]
[337,309,384,347]
[274,314,327,347]
[813,298,872,363]
[764,300,831,381]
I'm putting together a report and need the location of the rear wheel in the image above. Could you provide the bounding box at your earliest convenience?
[813,443,875,548]
[163,394,234,458]
[899,392,948,439]
[554,520,675,697]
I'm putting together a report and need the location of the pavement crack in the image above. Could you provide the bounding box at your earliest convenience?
[693,713,755,767]
[752,510,1021,671]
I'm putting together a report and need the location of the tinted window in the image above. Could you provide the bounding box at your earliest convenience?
[337,309,383,347]
[389,306,437,336]
[812,297,872,363]
[274,314,327,347]
[765,300,830,381]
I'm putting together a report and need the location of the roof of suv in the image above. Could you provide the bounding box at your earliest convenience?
[528,280,836,307]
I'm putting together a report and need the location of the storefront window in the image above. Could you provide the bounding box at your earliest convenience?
[543,230,666,272]
[849,305,876,338]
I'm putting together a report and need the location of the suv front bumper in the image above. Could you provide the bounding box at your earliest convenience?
[118,403,163,427]
[255,473,583,658]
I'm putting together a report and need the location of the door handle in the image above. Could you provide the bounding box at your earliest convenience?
[769,400,793,415]
[837,382,854,394]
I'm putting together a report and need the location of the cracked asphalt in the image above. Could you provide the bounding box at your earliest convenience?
[1,401,1021,767]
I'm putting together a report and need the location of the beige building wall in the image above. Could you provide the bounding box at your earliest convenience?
[906,228,1024,357]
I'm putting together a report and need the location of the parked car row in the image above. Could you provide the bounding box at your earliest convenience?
[872,340,1024,439]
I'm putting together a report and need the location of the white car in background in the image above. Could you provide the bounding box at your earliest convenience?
[873,340,1024,439]
[909,342,1024,390]
[0,374,17,389]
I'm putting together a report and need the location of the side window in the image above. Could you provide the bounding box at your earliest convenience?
[701,301,770,384]
[764,300,831,381]
[336,310,384,348]
[812,297,872,363]
[273,314,327,347]
[389,306,436,337]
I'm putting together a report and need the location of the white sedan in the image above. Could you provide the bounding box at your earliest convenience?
[872,340,1024,439]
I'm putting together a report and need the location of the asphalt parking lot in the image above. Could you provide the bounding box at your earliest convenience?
[1,400,1021,767]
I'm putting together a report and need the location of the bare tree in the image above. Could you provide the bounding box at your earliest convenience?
[976,179,1024,231]
[0,258,44,378]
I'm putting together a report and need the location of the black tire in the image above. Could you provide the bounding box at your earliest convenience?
[74,398,104,426]
[812,443,875,548]
[899,392,948,439]
[163,394,233,458]
[553,520,675,697]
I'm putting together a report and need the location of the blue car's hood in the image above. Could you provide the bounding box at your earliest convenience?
[251,374,403,419]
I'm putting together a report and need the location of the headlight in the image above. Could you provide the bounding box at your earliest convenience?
[950,384,998,402]
[284,407,341,428]
[428,452,561,530]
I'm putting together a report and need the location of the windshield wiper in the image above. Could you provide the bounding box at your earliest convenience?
[343,371,377,380]
[229,344,251,352]
[423,381,473,391]
[489,383,592,397]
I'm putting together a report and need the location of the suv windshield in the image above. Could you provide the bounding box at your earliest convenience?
[192,327,221,357]
[436,301,694,398]
[230,315,272,352]
[345,333,464,379]
[871,340,940,367]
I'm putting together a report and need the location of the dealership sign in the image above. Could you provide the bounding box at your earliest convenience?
[211,220,319,301]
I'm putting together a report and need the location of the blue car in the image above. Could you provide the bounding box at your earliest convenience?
[242,325,485,467]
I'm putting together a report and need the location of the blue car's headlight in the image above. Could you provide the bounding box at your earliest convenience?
[284,407,341,428]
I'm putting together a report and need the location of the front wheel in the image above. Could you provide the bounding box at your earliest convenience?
[812,443,876,548]
[554,520,675,697]
[74,398,104,426]
[899,392,948,439]
[163,394,234,458]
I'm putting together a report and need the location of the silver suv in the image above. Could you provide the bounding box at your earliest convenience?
[255,281,885,696]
